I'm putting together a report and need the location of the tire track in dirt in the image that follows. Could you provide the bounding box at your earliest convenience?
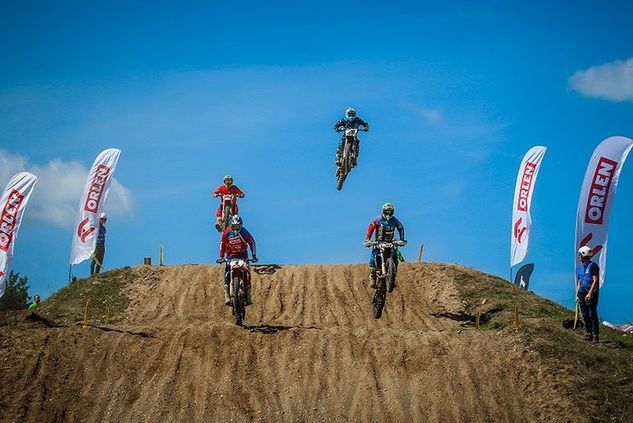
[0,263,585,422]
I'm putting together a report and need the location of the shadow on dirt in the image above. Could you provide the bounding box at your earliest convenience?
[245,324,320,334]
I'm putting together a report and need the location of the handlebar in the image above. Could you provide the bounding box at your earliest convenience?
[364,240,407,248]
[216,258,257,264]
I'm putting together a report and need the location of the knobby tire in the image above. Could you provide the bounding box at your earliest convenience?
[386,257,396,293]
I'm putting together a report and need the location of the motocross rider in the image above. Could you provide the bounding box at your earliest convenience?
[334,107,369,168]
[364,203,405,289]
[217,215,258,306]
[211,175,245,232]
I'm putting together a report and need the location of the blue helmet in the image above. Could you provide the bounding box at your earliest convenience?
[229,215,243,230]
[345,107,356,119]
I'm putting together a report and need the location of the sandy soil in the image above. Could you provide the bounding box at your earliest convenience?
[0,263,585,422]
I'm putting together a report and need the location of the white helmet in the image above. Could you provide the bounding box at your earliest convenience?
[578,246,592,258]
[100,212,107,219]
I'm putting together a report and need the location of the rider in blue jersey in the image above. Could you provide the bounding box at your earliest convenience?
[334,107,369,167]
[363,203,405,288]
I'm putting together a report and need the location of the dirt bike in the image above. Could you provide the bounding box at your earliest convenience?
[365,240,407,319]
[215,194,236,232]
[219,258,252,326]
[335,127,365,191]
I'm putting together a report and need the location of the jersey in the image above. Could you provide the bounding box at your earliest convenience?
[219,227,256,259]
[334,116,369,132]
[578,261,599,292]
[366,215,405,242]
[96,224,106,245]
[212,185,244,198]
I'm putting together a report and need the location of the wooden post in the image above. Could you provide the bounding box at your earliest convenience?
[83,299,90,328]
[417,244,425,262]
[159,244,164,266]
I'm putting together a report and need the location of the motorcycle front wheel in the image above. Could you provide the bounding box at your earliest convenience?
[232,277,246,326]
[372,280,386,319]
[386,257,397,293]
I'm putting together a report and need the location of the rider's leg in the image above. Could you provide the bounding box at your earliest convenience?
[223,264,231,306]
[352,139,360,167]
[369,251,377,289]
[335,138,344,166]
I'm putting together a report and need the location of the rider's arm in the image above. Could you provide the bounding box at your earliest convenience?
[359,118,369,131]
[334,119,345,132]
[396,218,405,240]
[242,228,257,258]
[212,185,224,197]
[366,220,378,240]
[219,232,227,258]
[233,186,245,198]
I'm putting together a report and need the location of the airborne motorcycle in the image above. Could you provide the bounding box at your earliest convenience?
[216,194,236,232]
[219,258,253,326]
[365,240,407,319]
[335,128,365,191]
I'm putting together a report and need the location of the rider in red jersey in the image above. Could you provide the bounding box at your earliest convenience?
[211,175,245,231]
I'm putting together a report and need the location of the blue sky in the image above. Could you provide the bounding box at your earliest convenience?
[1,1,632,322]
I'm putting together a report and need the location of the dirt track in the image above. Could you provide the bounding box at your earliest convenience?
[0,263,583,422]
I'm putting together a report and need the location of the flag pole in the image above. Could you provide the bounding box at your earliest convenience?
[68,264,72,284]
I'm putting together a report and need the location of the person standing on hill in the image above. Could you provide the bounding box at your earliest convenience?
[211,175,245,232]
[363,203,406,288]
[90,213,107,276]
[577,246,600,343]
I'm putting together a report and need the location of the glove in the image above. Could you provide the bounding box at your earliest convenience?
[239,194,245,198]
[216,257,224,264]
[212,193,219,198]
[399,239,408,245]
[363,239,372,247]
[251,256,259,263]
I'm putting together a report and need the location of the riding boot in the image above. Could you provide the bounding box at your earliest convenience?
[369,267,377,289]
[215,217,223,232]
[223,285,232,306]
[245,284,253,306]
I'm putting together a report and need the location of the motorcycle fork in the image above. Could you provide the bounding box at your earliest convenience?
[376,251,387,294]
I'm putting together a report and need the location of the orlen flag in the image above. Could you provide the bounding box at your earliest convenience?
[0,172,38,298]
[576,136,633,287]
[70,148,121,265]
[510,146,547,267]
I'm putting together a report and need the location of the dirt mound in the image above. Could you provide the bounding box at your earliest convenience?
[0,263,597,421]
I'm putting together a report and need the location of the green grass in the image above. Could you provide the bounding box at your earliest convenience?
[446,264,633,422]
[38,267,132,325]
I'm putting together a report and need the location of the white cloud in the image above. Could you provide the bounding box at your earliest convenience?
[569,57,633,102]
[0,150,134,227]
[399,101,443,123]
